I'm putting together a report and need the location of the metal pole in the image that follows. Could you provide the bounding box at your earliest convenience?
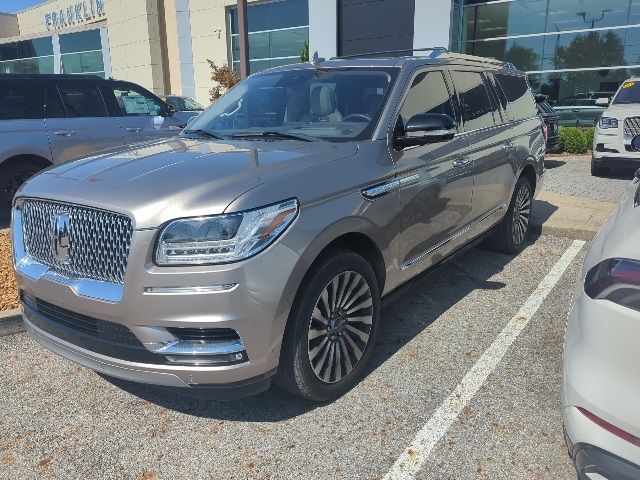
[237,0,250,79]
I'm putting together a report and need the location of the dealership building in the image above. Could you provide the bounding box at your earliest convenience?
[0,0,638,105]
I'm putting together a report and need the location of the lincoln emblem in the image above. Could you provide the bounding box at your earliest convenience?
[51,213,71,263]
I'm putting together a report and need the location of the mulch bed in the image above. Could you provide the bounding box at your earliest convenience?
[0,231,19,311]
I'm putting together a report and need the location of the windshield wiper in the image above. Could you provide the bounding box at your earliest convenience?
[230,131,314,142]
[183,129,225,139]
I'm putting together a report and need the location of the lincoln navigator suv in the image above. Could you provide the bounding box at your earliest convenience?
[12,50,545,402]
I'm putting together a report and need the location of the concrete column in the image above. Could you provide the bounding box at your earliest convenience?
[309,0,337,59]
[413,0,453,54]
[175,0,195,98]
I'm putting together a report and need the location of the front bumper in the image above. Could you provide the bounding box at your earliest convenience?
[14,218,307,392]
[593,127,640,167]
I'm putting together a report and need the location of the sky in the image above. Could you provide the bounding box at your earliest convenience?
[1,0,43,13]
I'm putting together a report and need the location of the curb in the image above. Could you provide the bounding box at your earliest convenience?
[530,223,596,241]
[0,308,24,337]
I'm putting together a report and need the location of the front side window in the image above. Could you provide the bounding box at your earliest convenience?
[187,67,398,142]
[398,70,456,130]
[450,70,495,131]
[167,96,204,112]
[112,85,164,117]
[57,84,108,118]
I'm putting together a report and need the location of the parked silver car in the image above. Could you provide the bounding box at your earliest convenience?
[12,50,545,401]
[0,74,183,217]
[161,94,205,127]
[564,170,640,479]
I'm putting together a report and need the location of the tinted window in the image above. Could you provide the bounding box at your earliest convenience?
[0,86,44,120]
[613,80,640,104]
[57,85,108,117]
[45,87,67,118]
[398,70,456,130]
[483,73,508,125]
[495,73,537,121]
[451,71,495,131]
[111,85,164,116]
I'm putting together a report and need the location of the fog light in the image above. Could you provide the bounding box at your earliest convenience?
[165,350,248,366]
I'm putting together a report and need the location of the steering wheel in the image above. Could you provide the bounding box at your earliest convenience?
[342,113,372,123]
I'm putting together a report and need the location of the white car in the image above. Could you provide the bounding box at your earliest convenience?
[592,78,640,176]
[564,170,640,479]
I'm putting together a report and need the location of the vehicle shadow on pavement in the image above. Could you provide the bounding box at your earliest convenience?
[544,159,566,169]
[103,238,536,420]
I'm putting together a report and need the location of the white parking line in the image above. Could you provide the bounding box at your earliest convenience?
[383,240,586,480]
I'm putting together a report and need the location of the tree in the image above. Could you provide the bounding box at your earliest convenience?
[300,39,309,63]
[207,60,241,102]
[505,44,540,72]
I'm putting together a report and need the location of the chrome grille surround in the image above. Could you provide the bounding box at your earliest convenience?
[21,199,133,284]
[624,117,640,137]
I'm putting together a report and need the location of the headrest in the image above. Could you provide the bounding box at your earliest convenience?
[310,86,335,116]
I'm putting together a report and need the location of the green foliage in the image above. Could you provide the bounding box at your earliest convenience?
[300,39,309,62]
[557,127,594,154]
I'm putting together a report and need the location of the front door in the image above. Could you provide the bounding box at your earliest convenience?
[106,82,182,144]
[391,69,473,281]
[45,83,124,164]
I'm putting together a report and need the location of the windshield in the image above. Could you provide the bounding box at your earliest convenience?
[187,67,398,142]
[169,96,204,111]
[613,80,640,104]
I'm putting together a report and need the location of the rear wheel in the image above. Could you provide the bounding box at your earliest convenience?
[486,176,532,254]
[276,250,380,402]
[0,161,42,221]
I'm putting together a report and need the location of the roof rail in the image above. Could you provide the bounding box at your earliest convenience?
[330,47,449,60]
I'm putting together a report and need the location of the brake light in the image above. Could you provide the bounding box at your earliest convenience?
[541,123,548,142]
[578,407,640,447]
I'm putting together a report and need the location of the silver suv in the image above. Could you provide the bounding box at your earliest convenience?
[0,74,183,218]
[12,50,545,401]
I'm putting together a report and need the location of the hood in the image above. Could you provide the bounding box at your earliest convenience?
[603,103,640,117]
[18,137,358,229]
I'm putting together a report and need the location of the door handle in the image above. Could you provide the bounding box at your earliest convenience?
[452,158,472,168]
[126,127,142,133]
[53,130,75,137]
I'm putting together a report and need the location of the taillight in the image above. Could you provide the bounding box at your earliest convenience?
[541,123,548,141]
[578,407,640,447]
[584,258,640,312]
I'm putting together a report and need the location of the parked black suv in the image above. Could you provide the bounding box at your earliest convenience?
[535,94,560,152]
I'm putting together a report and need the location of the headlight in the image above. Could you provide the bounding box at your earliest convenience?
[155,199,298,265]
[598,117,618,129]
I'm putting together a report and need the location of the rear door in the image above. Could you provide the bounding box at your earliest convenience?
[449,69,513,237]
[104,82,182,144]
[45,81,124,164]
[391,69,473,280]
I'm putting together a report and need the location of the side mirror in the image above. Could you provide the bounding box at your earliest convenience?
[395,113,456,149]
[595,97,610,106]
[165,103,176,117]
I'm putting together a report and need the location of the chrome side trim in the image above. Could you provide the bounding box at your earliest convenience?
[12,207,124,303]
[143,284,238,295]
[361,174,420,199]
[402,204,505,270]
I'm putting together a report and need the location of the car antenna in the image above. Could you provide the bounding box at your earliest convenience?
[310,51,324,65]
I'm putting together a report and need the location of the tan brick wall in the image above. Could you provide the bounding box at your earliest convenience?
[0,13,20,39]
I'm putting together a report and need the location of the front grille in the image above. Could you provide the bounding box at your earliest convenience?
[21,199,133,284]
[624,117,640,136]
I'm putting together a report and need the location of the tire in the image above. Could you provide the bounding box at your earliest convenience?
[485,176,533,255]
[0,161,42,221]
[276,250,380,402]
[591,158,609,177]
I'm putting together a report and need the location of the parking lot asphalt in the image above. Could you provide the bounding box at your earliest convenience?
[0,234,586,480]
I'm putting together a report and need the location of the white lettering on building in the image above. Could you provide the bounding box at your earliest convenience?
[45,0,105,31]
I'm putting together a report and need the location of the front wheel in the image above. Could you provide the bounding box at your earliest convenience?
[485,176,533,254]
[276,250,380,402]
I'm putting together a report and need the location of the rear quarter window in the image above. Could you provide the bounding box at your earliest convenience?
[495,73,537,121]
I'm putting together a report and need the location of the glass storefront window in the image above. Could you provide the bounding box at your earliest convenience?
[61,51,105,75]
[0,56,54,75]
[229,0,309,74]
[59,29,102,54]
[0,37,53,62]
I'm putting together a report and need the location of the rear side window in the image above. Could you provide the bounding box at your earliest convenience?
[450,71,495,131]
[111,84,164,117]
[45,87,67,118]
[57,84,108,118]
[0,86,45,120]
[484,73,509,125]
[495,73,537,121]
[398,70,456,128]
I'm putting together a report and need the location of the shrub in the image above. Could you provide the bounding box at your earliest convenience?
[207,60,241,102]
[557,126,593,154]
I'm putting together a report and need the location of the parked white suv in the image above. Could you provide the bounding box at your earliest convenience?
[592,78,640,176]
